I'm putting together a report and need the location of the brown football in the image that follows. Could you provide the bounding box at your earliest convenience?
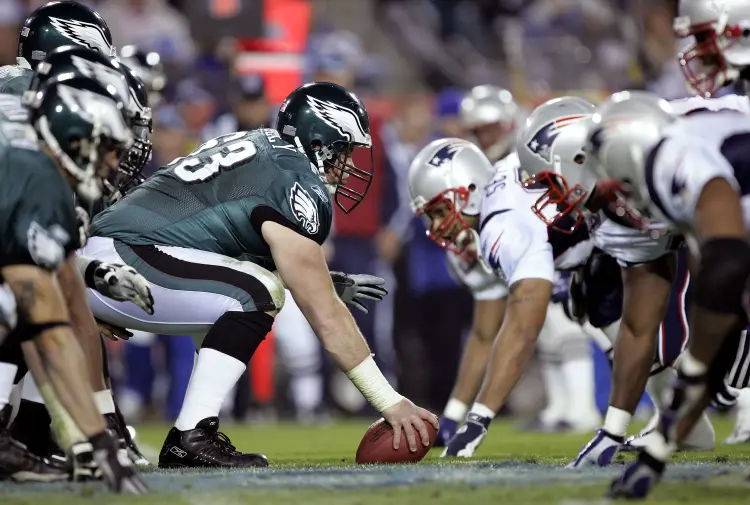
[355,418,438,464]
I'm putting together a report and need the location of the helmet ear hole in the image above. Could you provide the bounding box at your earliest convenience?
[574,153,586,164]
[468,183,476,192]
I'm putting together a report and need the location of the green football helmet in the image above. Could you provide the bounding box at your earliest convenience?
[277,81,374,213]
[29,45,151,202]
[17,1,115,69]
[24,74,133,203]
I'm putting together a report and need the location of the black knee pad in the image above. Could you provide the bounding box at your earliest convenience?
[583,252,623,328]
[694,238,750,316]
[201,311,275,364]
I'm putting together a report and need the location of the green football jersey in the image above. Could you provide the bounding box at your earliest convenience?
[0,109,80,270]
[92,128,334,270]
[0,64,33,97]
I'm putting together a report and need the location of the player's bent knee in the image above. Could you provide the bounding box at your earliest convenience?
[695,238,750,316]
[201,311,276,364]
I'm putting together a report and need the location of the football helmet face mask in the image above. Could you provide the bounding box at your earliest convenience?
[674,0,750,97]
[17,1,115,69]
[408,138,495,259]
[277,81,374,214]
[109,64,152,203]
[460,85,518,162]
[24,75,133,203]
[585,91,676,229]
[516,96,597,233]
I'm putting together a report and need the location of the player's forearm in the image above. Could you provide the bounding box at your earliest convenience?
[474,322,540,413]
[302,295,372,371]
[609,322,657,413]
[58,256,106,390]
[21,340,87,450]
[30,327,105,439]
[450,330,494,406]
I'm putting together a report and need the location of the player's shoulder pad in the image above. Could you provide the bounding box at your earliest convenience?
[669,94,750,115]
[275,170,333,245]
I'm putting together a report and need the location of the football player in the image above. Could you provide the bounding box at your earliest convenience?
[586,91,750,498]
[84,81,438,468]
[0,71,147,493]
[432,89,602,446]
[460,85,518,163]
[5,45,155,471]
[422,97,706,458]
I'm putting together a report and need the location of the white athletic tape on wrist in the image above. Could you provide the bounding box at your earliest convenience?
[346,355,403,412]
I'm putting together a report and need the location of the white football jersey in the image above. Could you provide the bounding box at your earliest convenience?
[478,152,595,287]
[445,232,508,301]
[644,110,750,231]
[479,152,679,287]
[668,94,750,116]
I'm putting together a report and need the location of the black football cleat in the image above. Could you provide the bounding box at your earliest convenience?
[0,428,68,483]
[158,417,269,469]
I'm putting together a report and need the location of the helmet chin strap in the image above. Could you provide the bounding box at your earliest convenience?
[294,136,337,195]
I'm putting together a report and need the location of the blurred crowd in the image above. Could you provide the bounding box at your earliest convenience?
[0,0,691,425]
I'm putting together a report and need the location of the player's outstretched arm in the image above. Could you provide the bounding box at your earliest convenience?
[443,278,550,457]
[263,221,438,451]
[474,279,551,410]
[437,298,505,445]
[58,256,108,390]
[2,264,105,439]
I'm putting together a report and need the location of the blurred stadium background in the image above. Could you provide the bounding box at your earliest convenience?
[0,0,689,428]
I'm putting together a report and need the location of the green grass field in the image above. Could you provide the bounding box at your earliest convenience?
[4,416,750,505]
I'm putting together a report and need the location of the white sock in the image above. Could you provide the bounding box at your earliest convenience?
[0,362,18,410]
[602,406,632,437]
[21,374,44,404]
[469,402,495,420]
[539,361,567,424]
[291,373,323,413]
[737,388,750,410]
[646,367,676,412]
[174,348,247,431]
[94,389,115,416]
[442,398,468,422]
[562,357,601,424]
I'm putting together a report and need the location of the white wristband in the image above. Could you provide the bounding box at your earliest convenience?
[346,355,403,413]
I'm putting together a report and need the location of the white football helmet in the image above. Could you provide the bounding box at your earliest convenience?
[460,85,518,163]
[516,96,596,233]
[675,0,750,97]
[409,138,495,258]
[585,90,676,228]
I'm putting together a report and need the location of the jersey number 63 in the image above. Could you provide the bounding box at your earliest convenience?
[168,131,257,183]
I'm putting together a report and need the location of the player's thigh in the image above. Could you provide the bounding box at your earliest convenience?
[81,237,285,334]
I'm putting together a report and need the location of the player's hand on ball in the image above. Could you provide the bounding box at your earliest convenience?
[330,271,388,314]
[93,263,154,315]
[381,398,439,452]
